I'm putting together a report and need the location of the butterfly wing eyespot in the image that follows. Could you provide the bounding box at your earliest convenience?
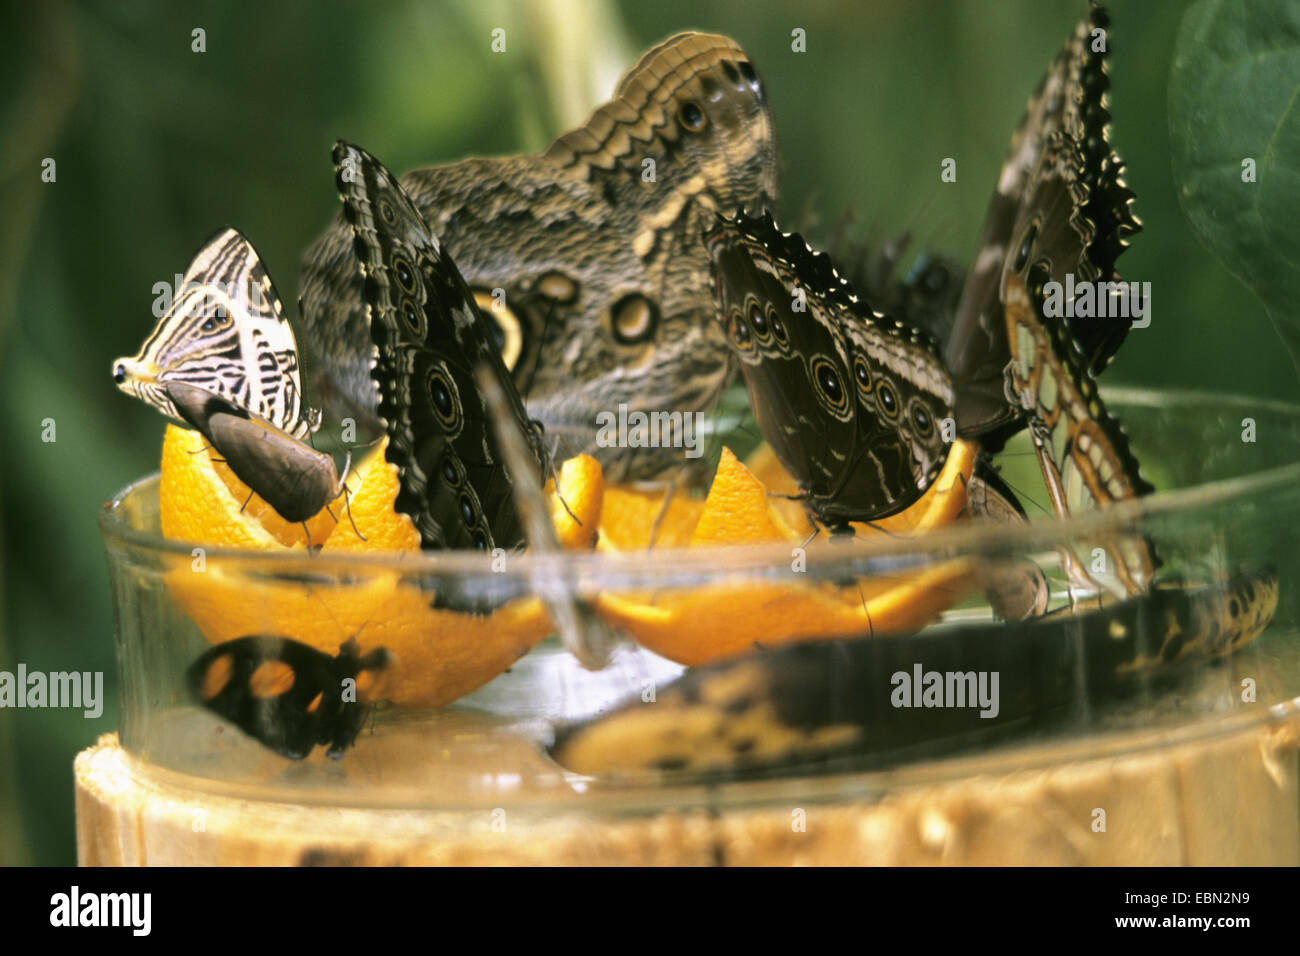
[1012,221,1039,274]
[769,311,788,345]
[876,381,899,419]
[729,310,752,348]
[910,401,934,437]
[747,299,771,341]
[399,299,425,337]
[853,358,871,394]
[610,294,658,345]
[677,100,708,132]
[424,364,461,431]
[440,455,462,487]
[809,356,847,413]
[392,255,418,295]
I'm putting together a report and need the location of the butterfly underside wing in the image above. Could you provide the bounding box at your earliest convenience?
[334,140,547,553]
[946,2,1140,444]
[165,381,346,526]
[114,227,320,440]
[551,570,1277,777]
[188,636,392,759]
[1002,271,1155,598]
[707,209,955,528]
[300,33,779,482]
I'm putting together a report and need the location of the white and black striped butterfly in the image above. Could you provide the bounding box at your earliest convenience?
[115,227,320,441]
[333,141,547,553]
[946,1,1141,446]
[114,229,352,543]
[706,209,955,532]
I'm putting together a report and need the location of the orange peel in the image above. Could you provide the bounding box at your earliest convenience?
[593,442,979,666]
[159,425,595,707]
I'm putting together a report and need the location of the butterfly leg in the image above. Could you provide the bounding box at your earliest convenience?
[333,450,367,543]
[647,478,679,550]
[542,443,581,527]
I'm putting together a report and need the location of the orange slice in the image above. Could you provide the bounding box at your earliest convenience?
[159,425,598,707]
[594,442,979,665]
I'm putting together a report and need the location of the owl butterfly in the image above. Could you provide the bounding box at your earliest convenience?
[113,229,352,547]
[189,635,391,759]
[1002,272,1155,597]
[706,209,955,531]
[551,569,1278,777]
[941,3,1153,598]
[946,1,1141,446]
[300,32,779,482]
[334,140,546,554]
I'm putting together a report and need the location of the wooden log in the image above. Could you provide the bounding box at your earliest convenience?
[75,712,1300,865]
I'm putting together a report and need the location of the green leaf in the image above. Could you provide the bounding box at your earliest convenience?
[1169,0,1300,375]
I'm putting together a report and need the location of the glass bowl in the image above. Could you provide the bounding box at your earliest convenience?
[98,387,1300,816]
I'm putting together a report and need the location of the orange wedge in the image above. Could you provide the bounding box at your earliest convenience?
[594,442,979,665]
[159,425,599,707]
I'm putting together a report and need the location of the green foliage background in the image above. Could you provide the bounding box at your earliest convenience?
[1,0,1294,865]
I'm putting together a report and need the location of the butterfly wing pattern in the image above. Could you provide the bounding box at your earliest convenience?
[115,227,320,441]
[300,33,779,482]
[707,209,955,529]
[947,1,1140,444]
[188,636,392,760]
[334,141,548,553]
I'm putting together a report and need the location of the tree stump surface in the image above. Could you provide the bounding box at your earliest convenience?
[74,714,1300,865]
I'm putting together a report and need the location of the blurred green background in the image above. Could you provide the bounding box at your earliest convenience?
[2,0,1294,865]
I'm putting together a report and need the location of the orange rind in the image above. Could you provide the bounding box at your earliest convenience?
[593,442,979,665]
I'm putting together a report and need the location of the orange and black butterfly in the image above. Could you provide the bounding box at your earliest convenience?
[188,636,391,759]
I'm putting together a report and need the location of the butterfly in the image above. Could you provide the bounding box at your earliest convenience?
[946,1,1140,447]
[300,32,780,482]
[189,635,391,759]
[706,209,955,531]
[333,140,547,553]
[1001,271,1155,596]
[551,568,1278,777]
[115,227,320,440]
[165,380,349,528]
[931,3,1153,598]
[114,229,354,546]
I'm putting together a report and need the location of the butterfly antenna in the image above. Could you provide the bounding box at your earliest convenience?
[240,490,255,514]
[994,470,1054,519]
[335,449,366,542]
[860,589,876,639]
[522,296,561,405]
[860,520,905,540]
[541,441,581,526]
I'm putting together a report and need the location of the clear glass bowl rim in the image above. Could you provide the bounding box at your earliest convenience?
[99,385,1300,585]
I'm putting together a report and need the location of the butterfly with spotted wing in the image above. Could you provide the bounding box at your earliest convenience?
[706,209,956,533]
[333,140,548,555]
